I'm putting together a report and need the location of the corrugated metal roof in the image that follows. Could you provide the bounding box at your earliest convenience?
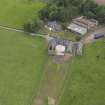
[48,37,83,56]
[68,23,87,35]
[47,21,62,31]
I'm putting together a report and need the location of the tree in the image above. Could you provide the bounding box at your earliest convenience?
[75,36,81,41]
[23,19,43,33]
[39,0,81,22]
[81,0,98,16]
[39,0,105,25]
[95,6,105,24]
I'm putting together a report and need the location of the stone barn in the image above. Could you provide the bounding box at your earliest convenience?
[67,16,98,36]
[47,21,62,32]
[48,37,83,56]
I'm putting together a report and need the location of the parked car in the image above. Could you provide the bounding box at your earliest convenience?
[94,33,105,39]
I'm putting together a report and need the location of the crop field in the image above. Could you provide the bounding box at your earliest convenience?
[0,0,45,28]
[0,28,47,105]
[60,40,105,105]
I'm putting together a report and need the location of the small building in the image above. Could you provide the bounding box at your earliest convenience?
[67,16,98,36]
[48,37,83,56]
[72,42,83,56]
[68,23,87,36]
[55,45,66,55]
[47,21,62,32]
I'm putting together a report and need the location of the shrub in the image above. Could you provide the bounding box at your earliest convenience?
[75,36,81,41]
[23,19,43,33]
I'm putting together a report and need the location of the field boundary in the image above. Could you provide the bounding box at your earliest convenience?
[0,24,48,39]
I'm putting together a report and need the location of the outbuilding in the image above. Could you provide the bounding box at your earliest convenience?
[48,37,83,56]
[47,21,62,32]
[55,45,66,55]
[67,23,87,36]
[67,16,98,36]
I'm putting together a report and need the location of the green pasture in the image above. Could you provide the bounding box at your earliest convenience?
[0,0,45,28]
[0,28,47,105]
[60,40,105,105]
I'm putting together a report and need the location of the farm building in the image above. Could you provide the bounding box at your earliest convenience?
[67,16,98,36]
[48,37,83,56]
[47,21,62,32]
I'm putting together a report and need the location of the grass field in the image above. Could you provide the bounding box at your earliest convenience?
[0,0,45,28]
[0,0,105,105]
[0,28,47,105]
[59,40,105,105]
[0,1,48,105]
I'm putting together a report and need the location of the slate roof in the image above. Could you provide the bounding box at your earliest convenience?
[48,37,83,56]
[49,37,71,47]
[47,21,62,31]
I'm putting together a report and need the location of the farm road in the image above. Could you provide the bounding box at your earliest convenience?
[0,25,25,33]
[1,24,105,45]
[0,25,50,39]
[81,27,105,44]
[33,58,72,105]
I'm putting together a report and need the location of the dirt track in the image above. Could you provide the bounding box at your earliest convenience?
[33,58,71,105]
[81,27,105,44]
[0,25,49,39]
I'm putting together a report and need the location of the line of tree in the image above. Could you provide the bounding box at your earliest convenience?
[39,0,105,24]
[24,0,105,33]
